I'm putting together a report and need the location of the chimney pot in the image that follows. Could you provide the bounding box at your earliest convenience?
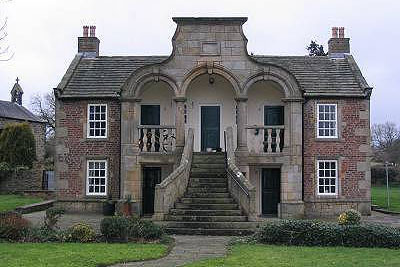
[331,27,338,38]
[89,25,96,37]
[338,27,345,38]
[83,26,89,37]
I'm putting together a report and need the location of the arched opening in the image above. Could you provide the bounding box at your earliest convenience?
[246,80,285,154]
[185,74,237,152]
[137,80,176,153]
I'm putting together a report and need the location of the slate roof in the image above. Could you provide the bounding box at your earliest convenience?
[252,55,371,97]
[56,54,371,98]
[57,55,167,98]
[0,100,44,123]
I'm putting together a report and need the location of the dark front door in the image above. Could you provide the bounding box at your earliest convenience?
[141,105,161,151]
[264,106,284,152]
[142,167,161,215]
[261,168,280,215]
[201,106,220,151]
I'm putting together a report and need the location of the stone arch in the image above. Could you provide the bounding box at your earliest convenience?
[181,63,241,97]
[243,67,302,98]
[124,71,179,99]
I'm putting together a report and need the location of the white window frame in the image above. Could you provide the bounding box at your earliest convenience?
[316,103,338,138]
[87,104,108,138]
[86,159,108,196]
[317,159,338,196]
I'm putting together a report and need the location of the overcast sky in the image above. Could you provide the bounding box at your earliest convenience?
[0,0,399,125]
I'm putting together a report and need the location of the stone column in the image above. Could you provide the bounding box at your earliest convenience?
[235,97,248,152]
[174,97,186,153]
[120,98,141,204]
[279,98,304,218]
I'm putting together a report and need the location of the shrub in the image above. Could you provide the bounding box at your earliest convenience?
[338,209,361,225]
[100,216,130,242]
[100,216,165,242]
[254,219,400,248]
[44,207,65,230]
[22,226,66,243]
[68,223,96,243]
[128,216,164,240]
[0,212,30,241]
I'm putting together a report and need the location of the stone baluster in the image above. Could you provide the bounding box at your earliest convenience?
[150,128,156,152]
[143,129,148,152]
[267,128,273,153]
[276,128,281,153]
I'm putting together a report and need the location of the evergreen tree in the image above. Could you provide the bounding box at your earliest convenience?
[0,122,36,170]
[307,40,327,56]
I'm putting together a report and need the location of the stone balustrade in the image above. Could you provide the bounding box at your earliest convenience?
[225,126,257,221]
[246,125,284,154]
[138,125,176,152]
[152,128,194,221]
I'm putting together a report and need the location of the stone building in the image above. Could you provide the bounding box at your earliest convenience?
[55,18,372,233]
[0,79,46,192]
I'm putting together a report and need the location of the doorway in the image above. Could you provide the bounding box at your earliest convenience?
[142,167,161,215]
[261,168,281,215]
[200,105,220,151]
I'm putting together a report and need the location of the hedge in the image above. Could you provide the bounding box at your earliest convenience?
[254,220,400,248]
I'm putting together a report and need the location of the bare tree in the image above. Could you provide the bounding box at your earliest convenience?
[30,92,55,138]
[371,122,400,163]
[0,0,13,61]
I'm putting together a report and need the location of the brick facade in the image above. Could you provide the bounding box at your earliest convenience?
[303,98,371,216]
[55,99,120,200]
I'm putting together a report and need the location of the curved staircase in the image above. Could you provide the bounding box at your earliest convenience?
[164,152,256,235]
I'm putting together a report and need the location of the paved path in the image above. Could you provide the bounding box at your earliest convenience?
[112,235,231,267]
[364,211,400,228]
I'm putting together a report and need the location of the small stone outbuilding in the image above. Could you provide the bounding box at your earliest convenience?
[0,79,46,192]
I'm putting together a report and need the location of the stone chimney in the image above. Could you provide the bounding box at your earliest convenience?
[328,27,350,58]
[78,25,100,57]
[11,77,23,105]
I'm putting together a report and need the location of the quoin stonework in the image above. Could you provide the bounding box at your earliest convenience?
[54,18,372,232]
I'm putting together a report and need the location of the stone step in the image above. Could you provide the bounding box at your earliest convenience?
[189,177,226,183]
[185,192,230,198]
[175,203,239,210]
[180,197,234,204]
[165,221,257,230]
[191,168,225,174]
[191,163,225,169]
[190,172,226,178]
[188,182,227,188]
[187,187,228,193]
[166,227,254,236]
[192,156,225,164]
[165,215,247,222]
[170,209,243,216]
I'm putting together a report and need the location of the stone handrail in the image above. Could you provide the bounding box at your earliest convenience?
[152,128,194,221]
[225,126,257,221]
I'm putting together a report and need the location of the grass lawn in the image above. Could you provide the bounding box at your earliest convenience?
[0,194,43,212]
[185,244,400,267]
[0,242,168,267]
[371,185,400,212]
